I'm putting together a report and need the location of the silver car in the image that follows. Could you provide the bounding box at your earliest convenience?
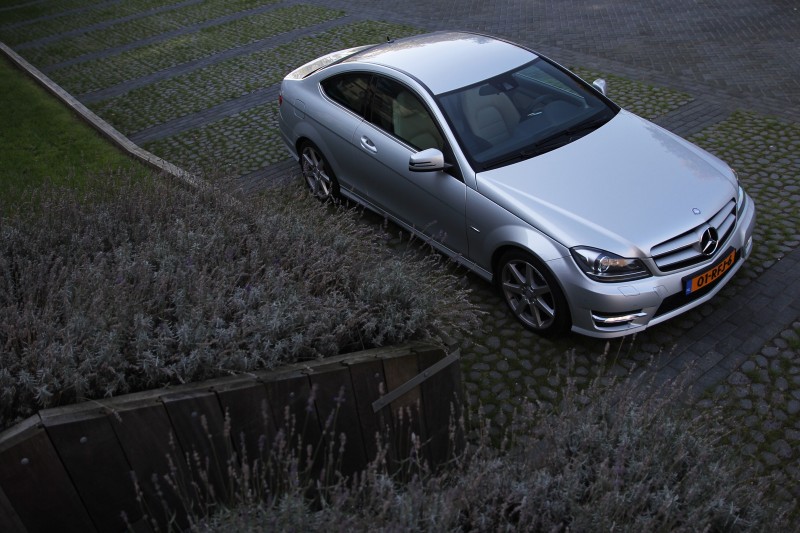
[278,31,755,338]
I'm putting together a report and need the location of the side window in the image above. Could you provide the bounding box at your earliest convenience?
[369,77,445,151]
[320,73,370,116]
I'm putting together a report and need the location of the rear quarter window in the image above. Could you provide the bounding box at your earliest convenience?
[320,73,371,116]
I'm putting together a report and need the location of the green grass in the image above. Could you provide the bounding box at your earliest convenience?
[0,0,181,45]
[22,0,281,68]
[49,4,343,95]
[0,0,103,27]
[0,55,143,205]
[92,20,421,135]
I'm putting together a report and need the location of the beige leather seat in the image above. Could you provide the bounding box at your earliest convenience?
[392,91,443,150]
[461,85,520,145]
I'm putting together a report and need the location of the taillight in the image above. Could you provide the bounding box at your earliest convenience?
[278,92,283,106]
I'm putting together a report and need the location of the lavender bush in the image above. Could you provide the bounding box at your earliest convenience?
[189,371,794,532]
[0,170,479,429]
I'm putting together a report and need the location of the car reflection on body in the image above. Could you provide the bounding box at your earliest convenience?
[278,31,755,338]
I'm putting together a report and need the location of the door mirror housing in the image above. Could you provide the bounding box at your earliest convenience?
[409,148,449,172]
[592,78,607,96]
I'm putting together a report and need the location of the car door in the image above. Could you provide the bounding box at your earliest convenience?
[316,72,370,191]
[350,75,468,256]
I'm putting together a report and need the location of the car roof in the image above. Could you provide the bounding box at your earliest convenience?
[342,31,538,95]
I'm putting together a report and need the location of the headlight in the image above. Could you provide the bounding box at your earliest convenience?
[737,184,747,218]
[731,168,747,218]
[571,247,651,282]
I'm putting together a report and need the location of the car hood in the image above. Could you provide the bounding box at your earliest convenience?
[475,110,738,257]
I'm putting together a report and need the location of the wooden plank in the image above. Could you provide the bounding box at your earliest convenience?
[0,483,26,533]
[213,379,276,465]
[345,358,395,466]
[104,391,189,531]
[417,347,464,470]
[40,404,139,532]
[381,352,430,473]
[382,353,422,413]
[0,416,96,532]
[307,364,368,476]
[160,390,230,511]
[262,372,324,475]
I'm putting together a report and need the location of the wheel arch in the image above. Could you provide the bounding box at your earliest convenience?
[493,244,573,335]
[295,134,347,184]
[491,244,563,290]
[486,227,567,284]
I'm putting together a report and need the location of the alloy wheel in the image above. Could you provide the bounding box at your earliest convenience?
[300,143,337,201]
[500,257,558,331]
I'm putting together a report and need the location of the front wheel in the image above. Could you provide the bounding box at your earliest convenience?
[299,141,339,201]
[497,250,570,337]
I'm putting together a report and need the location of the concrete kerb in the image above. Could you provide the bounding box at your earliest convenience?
[0,40,206,192]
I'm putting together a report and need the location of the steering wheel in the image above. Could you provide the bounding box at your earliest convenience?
[522,95,557,120]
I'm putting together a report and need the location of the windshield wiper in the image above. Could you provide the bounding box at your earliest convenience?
[480,149,538,171]
[479,113,613,172]
[531,114,611,153]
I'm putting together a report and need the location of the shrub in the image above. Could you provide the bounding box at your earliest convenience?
[187,370,794,532]
[0,170,479,428]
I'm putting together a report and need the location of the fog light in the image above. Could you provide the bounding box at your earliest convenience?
[591,311,647,325]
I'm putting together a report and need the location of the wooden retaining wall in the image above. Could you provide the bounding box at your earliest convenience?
[0,343,462,532]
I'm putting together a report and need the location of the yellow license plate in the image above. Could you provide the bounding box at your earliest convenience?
[684,248,737,294]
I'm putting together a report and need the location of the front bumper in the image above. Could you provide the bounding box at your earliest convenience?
[553,193,756,338]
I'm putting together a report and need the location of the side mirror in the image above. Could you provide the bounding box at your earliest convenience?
[409,148,448,172]
[592,78,607,96]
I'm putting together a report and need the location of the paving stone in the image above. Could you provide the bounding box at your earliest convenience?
[728,372,751,386]
[762,451,782,467]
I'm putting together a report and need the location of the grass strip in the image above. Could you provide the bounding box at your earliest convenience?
[0,0,178,45]
[0,0,104,27]
[22,0,279,67]
[91,20,421,135]
[49,4,343,94]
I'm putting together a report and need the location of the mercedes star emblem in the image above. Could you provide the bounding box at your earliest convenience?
[700,227,720,256]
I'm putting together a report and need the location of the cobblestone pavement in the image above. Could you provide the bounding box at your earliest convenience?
[2,0,799,487]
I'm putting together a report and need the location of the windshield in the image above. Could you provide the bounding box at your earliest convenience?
[437,58,618,171]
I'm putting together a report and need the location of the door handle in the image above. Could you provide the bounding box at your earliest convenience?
[360,136,378,153]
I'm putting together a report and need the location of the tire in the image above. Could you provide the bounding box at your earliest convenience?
[497,250,570,337]
[299,141,339,201]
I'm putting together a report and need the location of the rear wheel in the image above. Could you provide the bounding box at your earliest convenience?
[299,141,339,201]
[497,250,570,336]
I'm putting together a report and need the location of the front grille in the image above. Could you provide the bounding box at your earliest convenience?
[650,199,737,273]
[654,249,739,318]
